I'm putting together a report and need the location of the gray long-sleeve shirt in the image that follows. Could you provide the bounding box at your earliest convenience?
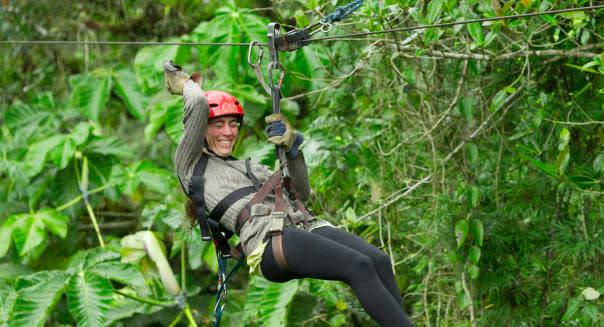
[174,80,313,255]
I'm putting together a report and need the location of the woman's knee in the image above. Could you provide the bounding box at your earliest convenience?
[372,250,393,272]
[350,254,376,278]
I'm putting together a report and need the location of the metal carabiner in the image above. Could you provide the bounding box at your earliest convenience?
[247,40,263,68]
[247,40,271,95]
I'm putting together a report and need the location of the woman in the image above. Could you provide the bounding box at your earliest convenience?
[164,61,414,327]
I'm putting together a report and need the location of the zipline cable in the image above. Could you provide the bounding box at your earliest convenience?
[0,5,602,47]
[0,40,255,46]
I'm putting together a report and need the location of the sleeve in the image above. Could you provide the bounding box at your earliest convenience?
[286,151,311,201]
[174,80,209,194]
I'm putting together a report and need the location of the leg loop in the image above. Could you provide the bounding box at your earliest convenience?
[269,213,289,272]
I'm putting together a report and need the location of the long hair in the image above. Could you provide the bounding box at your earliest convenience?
[184,197,198,231]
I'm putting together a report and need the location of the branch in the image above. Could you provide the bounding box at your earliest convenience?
[386,42,603,60]
[79,220,137,230]
[357,174,432,221]
[442,80,526,163]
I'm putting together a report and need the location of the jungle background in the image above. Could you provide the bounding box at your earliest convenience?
[0,0,602,326]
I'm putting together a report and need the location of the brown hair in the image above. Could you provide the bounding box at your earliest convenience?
[184,197,198,231]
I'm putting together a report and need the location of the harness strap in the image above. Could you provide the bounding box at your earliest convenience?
[236,169,283,233]
[190,153,212,241]
[271,183,289,270]
[188,152,261,259]
[209,185,257,223]
[245,158,261,191]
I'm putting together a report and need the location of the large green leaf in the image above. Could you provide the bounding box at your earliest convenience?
[88,262,147,289]
[36,207,69,238]
[82,247,121,270]
[6,208,69,257]
[112,68,149,121]
[133,41,189,93]
[4,99,52,137]
[0,215,18,257]
[66,271,113,327]
[0,280,17,325]
[11,213,47,256]
[0,263,33,283]
[245,276,299,326]
[12,271,67,327]
[191,4,267,82]
[70,122,93,146]
[69,73,112,122]
[85,136,134,158]
[135,160,174,194]
[24,134,65,177]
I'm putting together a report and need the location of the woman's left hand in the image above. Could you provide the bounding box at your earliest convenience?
[265,113,303,158]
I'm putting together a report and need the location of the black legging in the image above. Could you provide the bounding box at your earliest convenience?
[261,226,414,327]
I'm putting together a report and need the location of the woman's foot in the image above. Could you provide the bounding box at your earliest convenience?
[164,60,202,95]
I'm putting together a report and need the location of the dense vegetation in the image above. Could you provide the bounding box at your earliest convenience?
[1,0,602,326]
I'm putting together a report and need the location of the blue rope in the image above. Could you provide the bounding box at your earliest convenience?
[320,0,364,24]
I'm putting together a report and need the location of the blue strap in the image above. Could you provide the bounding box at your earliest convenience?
[320,0,364,24]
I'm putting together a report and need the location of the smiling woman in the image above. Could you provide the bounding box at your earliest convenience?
[165,60,414,327]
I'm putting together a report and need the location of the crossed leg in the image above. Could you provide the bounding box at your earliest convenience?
[261,226,414,327]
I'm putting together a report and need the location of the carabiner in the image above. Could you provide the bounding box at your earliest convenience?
[247,41,263,68]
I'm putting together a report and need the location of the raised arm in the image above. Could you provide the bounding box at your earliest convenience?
[165,61,208,194]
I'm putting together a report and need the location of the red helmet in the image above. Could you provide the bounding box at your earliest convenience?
[205,91,244,121]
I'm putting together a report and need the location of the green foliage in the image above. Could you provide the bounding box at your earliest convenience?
[1,0,603,326]
[11,271,67,327]
[244,276,300,326]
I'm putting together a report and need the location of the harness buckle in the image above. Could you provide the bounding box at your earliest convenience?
[269,212,286,235]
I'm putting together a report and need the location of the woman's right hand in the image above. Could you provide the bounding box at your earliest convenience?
[164,60,202,95]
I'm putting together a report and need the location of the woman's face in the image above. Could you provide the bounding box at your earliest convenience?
[205,116,240,156]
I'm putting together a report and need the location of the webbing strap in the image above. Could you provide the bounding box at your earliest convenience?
[209,186,257,222]
[245,158,261,190]
[190,153,211,241]
[236,169,283,234]
[208,219,232,257]
[271,183,289,271]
